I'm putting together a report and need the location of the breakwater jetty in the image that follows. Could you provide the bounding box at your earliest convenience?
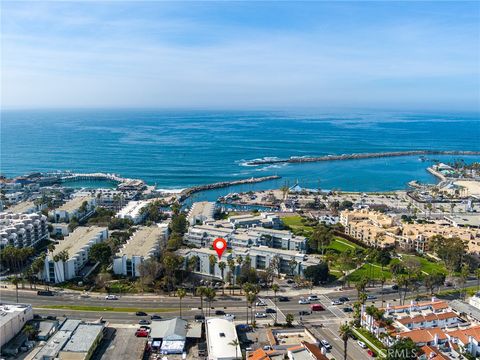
[179,175,280,201]
[245,150,480,166]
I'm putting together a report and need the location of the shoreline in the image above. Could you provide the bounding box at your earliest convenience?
[245,150,480,166]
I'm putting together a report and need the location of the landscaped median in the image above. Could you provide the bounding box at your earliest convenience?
[353,327,387,358]
[37,305,177,313]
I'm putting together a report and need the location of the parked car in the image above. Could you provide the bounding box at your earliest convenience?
[256,300,267,306]
[298,298,310,304]
[278,296,289,302]
[391,285,399,291]
[105,294,118,300]
[286,279,294,284]
[215,310,225,316]
[343,307,354,313]
[308,295,319,301]
[263,345,272,351]
[367,349,375,357]
[255,313,267,318]
[224,314,236,320]
[357,340,367,349]
[139,320,151,325]
[195,315,205,322]
[298,310,310,316]
[265,308,276,314]
[338,296,350,302]
[367,295,377,300]
[311,304,324,311]
[320,340,332,350]
[135,329,149,337]
[135,311,147,316]
[331,300,343,305]
[151,315,162,320]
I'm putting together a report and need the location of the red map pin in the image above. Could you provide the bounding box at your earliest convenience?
[213,237,227,259]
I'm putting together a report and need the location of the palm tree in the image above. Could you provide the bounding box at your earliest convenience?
[177,288,187,318]
[272,283,279,324]
[197,286,207,317]
[11,276,19,303]
[218,261,227,295]
[208,254,217,276]
[228,339,240,359]
[227,258,236,295]
[205,288,216,316]
[243,283,253,324]
[339,322,353,360]
[476,268,480,291]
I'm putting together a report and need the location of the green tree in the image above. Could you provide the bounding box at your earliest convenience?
[429,235,467,274]
[218,261,227,295]
[272,283,279,324]
[228,339,240,360]
[285,313,294,327]
[23,324,38,340]
[227,258,236,295]
[304,263,329,285]
[88,243,112,268]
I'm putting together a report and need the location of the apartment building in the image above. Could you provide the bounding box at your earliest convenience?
[43,226,108,283]
[184,224,233,248]
[228,213,281,229]
[115,199,152,224]
[0,212,49,249]
[187,201,215,226]
[113,224,169,277]
[49,195,96,223]
[340,209,480,254]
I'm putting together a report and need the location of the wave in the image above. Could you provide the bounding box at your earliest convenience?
[156,188,186,194]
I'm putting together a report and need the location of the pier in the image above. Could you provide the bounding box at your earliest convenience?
[58,172,145,190]
[245,150,480,166]
[179,175,281,201]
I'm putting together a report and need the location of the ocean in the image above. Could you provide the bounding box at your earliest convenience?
[1,109,479,200]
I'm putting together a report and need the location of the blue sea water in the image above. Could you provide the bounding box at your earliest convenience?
[1,109,479,199]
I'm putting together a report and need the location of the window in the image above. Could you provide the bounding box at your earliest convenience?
[219,333,225,337]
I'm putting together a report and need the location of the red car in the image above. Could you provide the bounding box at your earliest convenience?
[311,304,324,311]
[367,349,375,357]
[135,329,149,337]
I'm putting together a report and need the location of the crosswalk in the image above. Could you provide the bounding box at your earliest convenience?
[318,294,348,319]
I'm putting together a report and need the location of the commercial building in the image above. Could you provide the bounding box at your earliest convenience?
[187,202,215,226]
[0,303,33,348]
[113,224,169,277]
[205,317,241,360]
[0,212,49,249]
[43,226,108,283]
[29,319,104,360]
[148,317,202,355]
[49,196,96,223]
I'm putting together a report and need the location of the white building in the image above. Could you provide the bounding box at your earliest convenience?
[184,225,233,248]
[43,226,108,283]
[113,223,169,277]
[116,200,152,224]
[0,212,49,249]
[205,318,241,360]
[6,201,37,214]
[251,228,307,251]
[470,292,480,309]
[49,195,96,223]
[187,202,215,226]
[228,213,281,229]
[0,303,33,348]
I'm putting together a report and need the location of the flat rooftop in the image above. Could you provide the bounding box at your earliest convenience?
[249,245,305,257]
[189,225,232,234]
[52,226,107,257]
[7,201,35,214]
[445,214,480,227]
[62,323,104,352]
[206,318,241,360]
[117,225,166,257]
[0,303,32,327]
[116,200,150,218]
[188,202,215,218]
[57,196,93,213]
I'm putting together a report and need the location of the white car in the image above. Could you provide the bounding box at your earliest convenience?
[357,340,367,349]
[224,314,236,320]
[298,298,310,304]
[256,300,267,306]
[308,295,319,301]
[105,295,118,300]
[331,300,343,305]
[255,312,267,318]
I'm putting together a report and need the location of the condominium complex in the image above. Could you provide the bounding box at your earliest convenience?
[187,201,215,226]
[340,209,480,254]
[115,199,152,224]
[360,298,480,358]
[113,223,169,277]
[0,212,49,249]
[228,212,281,229]
[184,216,306,251]
[49,195,96,223]
[43,226,108,283]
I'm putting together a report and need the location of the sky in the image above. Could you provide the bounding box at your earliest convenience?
[1,1,479,110]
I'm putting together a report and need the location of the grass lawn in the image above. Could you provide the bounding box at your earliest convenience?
[281,215,315,236]
[401,255,446,275]
[38,305,178,313]
[348,263,392,282]
[327,237,365,252]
